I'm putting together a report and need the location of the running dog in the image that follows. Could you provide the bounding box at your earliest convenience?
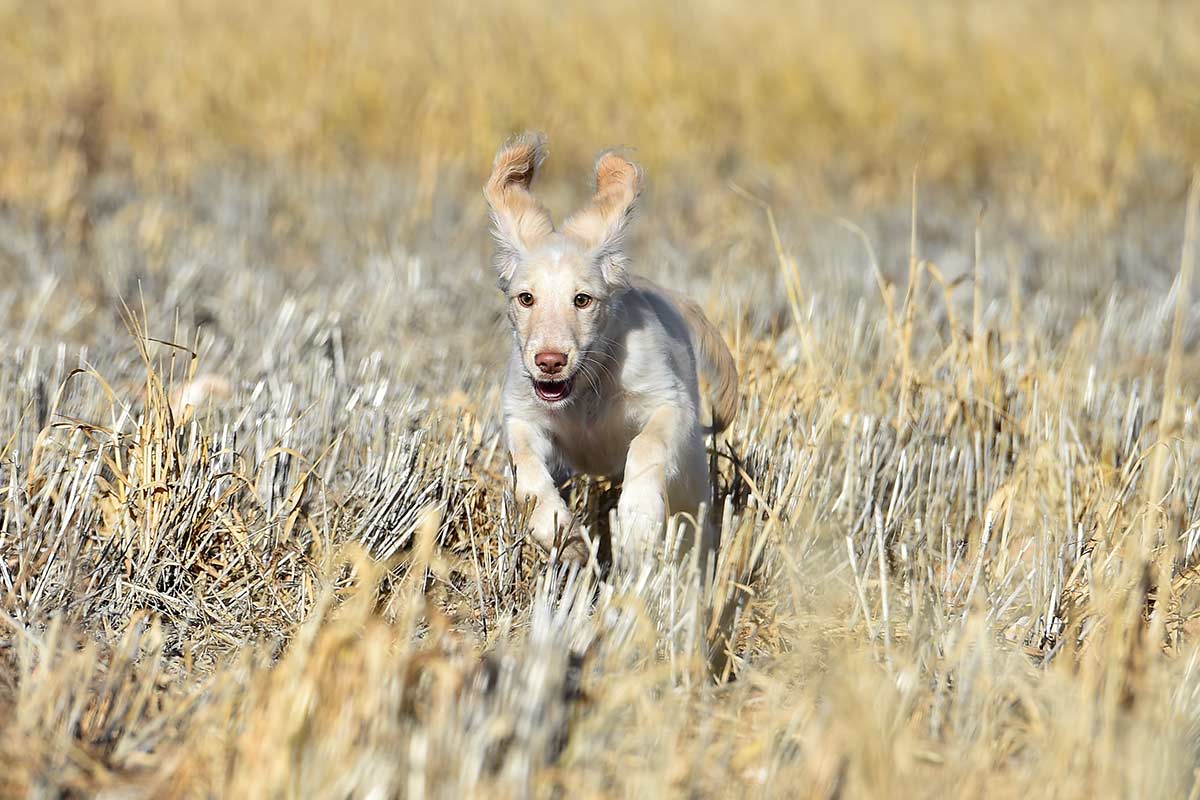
[484,131,738,562]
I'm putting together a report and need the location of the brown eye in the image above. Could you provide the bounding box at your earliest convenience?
[573,293,593,309]
[517,292,534,307]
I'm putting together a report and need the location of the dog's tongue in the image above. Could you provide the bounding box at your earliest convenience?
[535,379,571,402]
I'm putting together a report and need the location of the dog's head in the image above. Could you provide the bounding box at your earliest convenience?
[484,131,642,406]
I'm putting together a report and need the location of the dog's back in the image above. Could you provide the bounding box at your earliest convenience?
[629,276,739,434]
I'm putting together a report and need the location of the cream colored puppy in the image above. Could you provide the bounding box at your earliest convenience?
[485,132,738,561]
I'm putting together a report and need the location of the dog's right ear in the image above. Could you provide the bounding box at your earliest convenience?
[484,131,554,287]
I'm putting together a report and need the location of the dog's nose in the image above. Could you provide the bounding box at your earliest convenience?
[535,351,568,375]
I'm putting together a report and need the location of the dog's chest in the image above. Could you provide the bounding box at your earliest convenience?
[550,402,638,477]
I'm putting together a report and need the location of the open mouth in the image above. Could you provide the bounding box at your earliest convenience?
[533,378,574,403]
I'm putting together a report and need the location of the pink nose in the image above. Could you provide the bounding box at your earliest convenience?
[535,351,567,375]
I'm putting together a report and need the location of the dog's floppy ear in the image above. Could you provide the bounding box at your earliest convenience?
[563,150,642,288]
[484,131,554,287]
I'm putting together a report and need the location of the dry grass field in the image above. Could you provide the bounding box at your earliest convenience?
[3,0,1200,797]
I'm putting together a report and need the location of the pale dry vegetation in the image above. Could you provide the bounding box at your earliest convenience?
[3,1,1200,798]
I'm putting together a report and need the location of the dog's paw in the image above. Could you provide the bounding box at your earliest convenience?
[616,487,667,553]
[556,525,594,566]
[528,497,573,552]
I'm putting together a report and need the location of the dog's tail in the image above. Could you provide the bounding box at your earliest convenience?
[674,294,740,435]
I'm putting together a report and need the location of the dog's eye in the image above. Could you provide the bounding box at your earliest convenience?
[516,292,535,307]
[573,293,593,309]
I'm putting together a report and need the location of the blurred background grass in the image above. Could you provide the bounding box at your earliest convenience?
[4,0,1198,229]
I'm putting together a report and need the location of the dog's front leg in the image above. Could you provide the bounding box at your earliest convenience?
[617,405,690,553]
[507,418,584,560]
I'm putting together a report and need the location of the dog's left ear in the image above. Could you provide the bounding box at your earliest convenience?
[564,150,642,288]
[485,131,555,288]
